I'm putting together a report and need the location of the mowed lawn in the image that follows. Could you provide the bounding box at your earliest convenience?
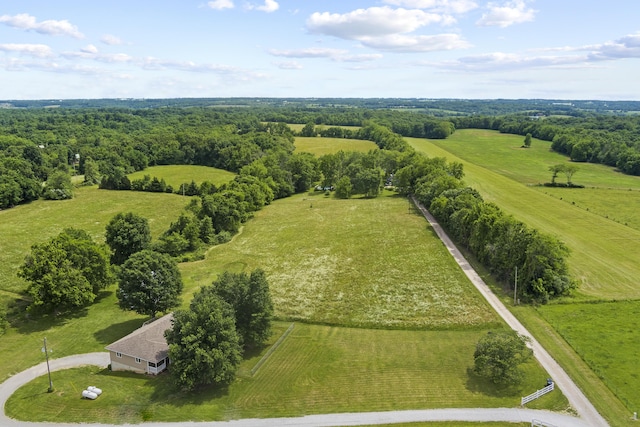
[406,133,640,300]
[180,191,500,329]
[127,165,235,188]
[295,136,378,156]
[6,323,564,424]
[537,300,640,415]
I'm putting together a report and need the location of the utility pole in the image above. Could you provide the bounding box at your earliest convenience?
[42,337,53,392]
[514,266,518,306]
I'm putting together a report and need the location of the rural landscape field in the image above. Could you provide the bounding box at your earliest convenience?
[1,99,639,427]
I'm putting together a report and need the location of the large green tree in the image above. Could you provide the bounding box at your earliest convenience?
[210,268,273,349]
[18,228,113,313]
[105,212,151,265]
[473,331,533,386]
[165,290,242,391]
[117,250,183,318]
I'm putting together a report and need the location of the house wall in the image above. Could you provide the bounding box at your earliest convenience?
[109,351,147,374]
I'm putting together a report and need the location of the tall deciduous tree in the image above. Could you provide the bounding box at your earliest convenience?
[165,290,242,390]
[18,228,113,313]
[210,268,273,349]
[473,330,532,385]
[105,212,151,265]
[117,250,183,319]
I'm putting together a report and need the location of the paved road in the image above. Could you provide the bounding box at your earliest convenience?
[0,353,590,427]
[411,196,609,427]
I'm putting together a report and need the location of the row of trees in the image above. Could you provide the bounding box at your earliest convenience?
[396,158,574,302]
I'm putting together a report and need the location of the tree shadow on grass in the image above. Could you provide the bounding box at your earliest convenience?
[465,367,523,398]
[93,318,146,345]
[10,299,89,334]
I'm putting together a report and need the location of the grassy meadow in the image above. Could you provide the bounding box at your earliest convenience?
[127,165,236,188]
[1,162,567,423]
[0,187,190,296]
[6,323,565,423]
[406,131,640,300]
[295,136,378,155]
[180,191,500,329]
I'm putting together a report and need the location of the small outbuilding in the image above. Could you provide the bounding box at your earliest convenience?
[105,313,173,375]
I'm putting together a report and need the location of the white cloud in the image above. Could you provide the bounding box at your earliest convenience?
[275,61,303,70]
[269,47,348,59]
[81,44,99,54]
[101,34,124,45]
[307,7,446,40]
[208,0,235,10]
[476,0,536,28]
[0,43,53,58]
[246,0,279,13]
[584,33,640,61]
[361,33,470,52]
[269,47,383,63]
[0,13,84,38]
[383,0,478,14]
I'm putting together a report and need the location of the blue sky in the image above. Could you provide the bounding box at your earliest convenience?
[1,0,639,100]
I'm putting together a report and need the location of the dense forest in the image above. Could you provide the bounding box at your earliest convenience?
[2,98,638,303]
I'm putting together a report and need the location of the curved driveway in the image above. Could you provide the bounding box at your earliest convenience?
[411,196,609,427]
[0,354,590,427]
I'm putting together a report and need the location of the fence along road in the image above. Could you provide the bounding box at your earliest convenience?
[411,195,609,427]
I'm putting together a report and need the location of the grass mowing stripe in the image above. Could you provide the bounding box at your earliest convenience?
[250,323,294,376]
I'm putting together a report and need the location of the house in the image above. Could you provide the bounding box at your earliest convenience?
[105,313,173,375]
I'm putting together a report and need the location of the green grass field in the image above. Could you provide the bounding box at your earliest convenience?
[180,191,500,329]
[406,132,640,300]
[0,186,189,296]
[127,165,236,188]
[6,323,565,424]
[0,162,567,424]
[295,136,378,156]
[537,301,640,414]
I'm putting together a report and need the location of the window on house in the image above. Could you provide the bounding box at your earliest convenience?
[116,352,122,358]
[135,357,141,364]
[148,362,156,368]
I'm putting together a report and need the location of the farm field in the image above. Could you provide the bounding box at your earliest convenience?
[127,165,236,188]
[6,322,563,424]
[0,160,565,423]
[295,136,377,155]
[406,132,640,300]
[537,301,640,416]
[0,186,189,296]
[180,191,500,329]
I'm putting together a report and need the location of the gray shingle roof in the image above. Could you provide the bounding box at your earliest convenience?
[105,313,173,363]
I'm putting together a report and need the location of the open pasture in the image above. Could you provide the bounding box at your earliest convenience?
[407,134,640,301]
[127,165,235,188]
[537,300,640,418]
[428,129,640,190]
[295,136,378,156]
[6,323,564,424]
[181,191,500,329]
[0,186,189,295]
